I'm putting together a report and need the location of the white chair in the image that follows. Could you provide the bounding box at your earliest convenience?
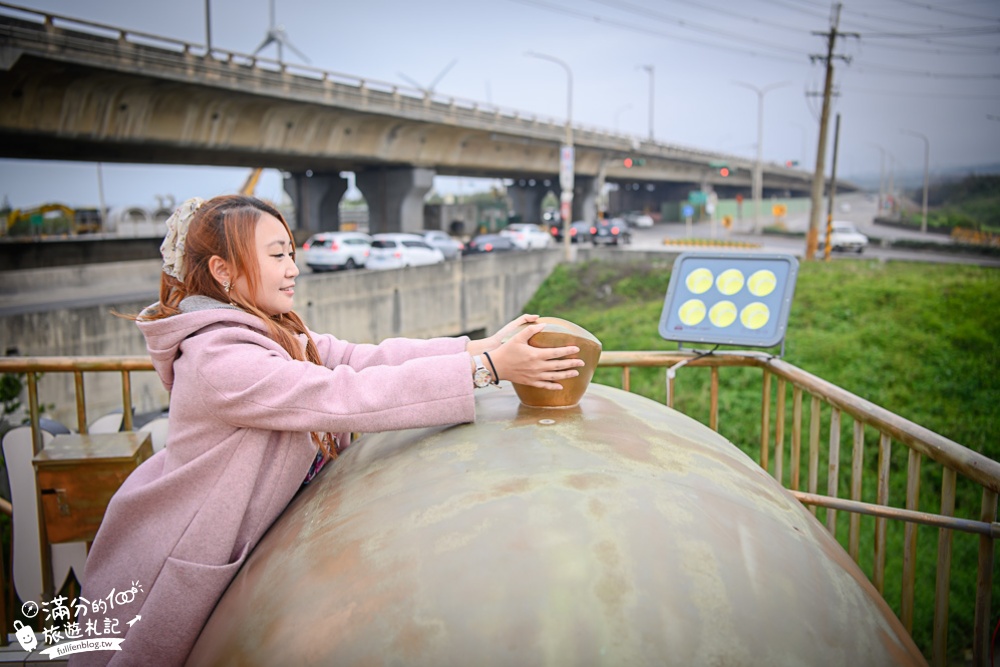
[87,411,124,434]
[137,416,169,453]
[2,426,88,606]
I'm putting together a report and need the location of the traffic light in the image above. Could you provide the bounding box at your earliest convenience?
[785,160,799,167]
[624,157,633,168]
[623,157,646,168]
[719,167,730,177]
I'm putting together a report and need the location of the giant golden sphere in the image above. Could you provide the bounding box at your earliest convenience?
[189,384,925,666]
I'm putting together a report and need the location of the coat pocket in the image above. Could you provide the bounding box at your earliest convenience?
[115,545,250,665]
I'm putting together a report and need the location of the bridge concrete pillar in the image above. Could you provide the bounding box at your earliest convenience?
[283,172,348,234]
[572,176,599,224]
[355,167,435,234]
[610,181,695,218]
[507,178,556,224]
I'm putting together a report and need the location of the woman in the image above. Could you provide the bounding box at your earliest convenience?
[72,195,582,666]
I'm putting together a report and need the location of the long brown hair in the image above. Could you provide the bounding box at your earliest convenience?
[141,194,337,458]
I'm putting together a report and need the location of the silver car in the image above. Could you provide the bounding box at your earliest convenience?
[419,230,464,260]
[500,223,552,250]
[367,233,446,270]
[301,232,372,271]
[824,221,869,253]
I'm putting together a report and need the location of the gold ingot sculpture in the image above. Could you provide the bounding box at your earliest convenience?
[509,316,602,408]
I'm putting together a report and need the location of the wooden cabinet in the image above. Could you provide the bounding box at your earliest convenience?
[33,432,153,544]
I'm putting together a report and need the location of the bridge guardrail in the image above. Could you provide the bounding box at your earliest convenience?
[0,0,795,173]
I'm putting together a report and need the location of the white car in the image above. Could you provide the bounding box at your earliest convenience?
[624,212,654,228]
[366,233,446,270]
[824,221,869,253]
[301,231,372,271]
[419,230,464,260]
[500,223,552,250]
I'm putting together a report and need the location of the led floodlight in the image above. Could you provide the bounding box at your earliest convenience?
[659,252,799,350]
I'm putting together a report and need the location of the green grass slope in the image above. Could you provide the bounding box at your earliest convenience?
[524,258,1000,661]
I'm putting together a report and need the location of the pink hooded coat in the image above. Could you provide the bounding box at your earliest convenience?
[71,298,475,666]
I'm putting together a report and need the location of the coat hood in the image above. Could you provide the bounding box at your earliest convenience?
[138,297,268,392]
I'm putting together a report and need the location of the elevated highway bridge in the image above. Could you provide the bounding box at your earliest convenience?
[0,3,850,234]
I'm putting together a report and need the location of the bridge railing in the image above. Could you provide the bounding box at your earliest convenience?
[0,351,996,664]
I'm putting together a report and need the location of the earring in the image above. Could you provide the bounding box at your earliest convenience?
[223,281,231,294]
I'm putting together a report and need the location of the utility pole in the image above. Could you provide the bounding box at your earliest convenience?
[639,64,654,141]
[526,51,574,261]
[823,113,841,262]
[805,3,857,260]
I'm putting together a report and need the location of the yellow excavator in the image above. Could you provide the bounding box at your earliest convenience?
[5,204,103,236]
[240,168,264,196]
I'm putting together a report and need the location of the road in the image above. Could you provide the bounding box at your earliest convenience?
[622,192,1000,268]
[3,192,997,319]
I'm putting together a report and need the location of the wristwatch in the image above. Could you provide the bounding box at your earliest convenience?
[473,355,493,388]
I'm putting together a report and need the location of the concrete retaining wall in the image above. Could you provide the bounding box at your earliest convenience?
[0,250,564,426]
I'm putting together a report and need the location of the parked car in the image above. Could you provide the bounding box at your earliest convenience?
[463,234,516,255]
[500,223,552,250]
[366,233,445,270]
[624,211,654,228]
[823,221,869,253]
[549,221,595,244]
[592,218,631,246]
[301,231,372,271]
[419,230,464,259]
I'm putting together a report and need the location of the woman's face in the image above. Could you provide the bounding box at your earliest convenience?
[236,212,299,316]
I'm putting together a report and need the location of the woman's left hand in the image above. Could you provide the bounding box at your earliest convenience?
[468,314,539,355]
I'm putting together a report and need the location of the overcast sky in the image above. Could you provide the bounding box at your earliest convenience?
[1,0,998,211]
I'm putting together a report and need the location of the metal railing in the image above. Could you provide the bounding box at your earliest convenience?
[0,352,997,665]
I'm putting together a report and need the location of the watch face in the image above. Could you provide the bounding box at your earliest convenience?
[474,368,492,388]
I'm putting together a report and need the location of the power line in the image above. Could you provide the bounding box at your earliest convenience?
[884,0,1000,23]
[741,0,829,21]
[849,62,1000,79]
[859,26,1000,38]
[850,37,1000,57]
[586,0,809,56]
[507,0,999,85]
[841,85,1000,101]
[507,0,809,64]
[611,0,807,35]
[834,0,1000,31]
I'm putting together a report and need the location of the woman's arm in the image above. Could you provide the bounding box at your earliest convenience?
[311,330,469,371]
[183,327,476,435]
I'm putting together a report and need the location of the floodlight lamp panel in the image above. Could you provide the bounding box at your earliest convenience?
[659,252,799,349]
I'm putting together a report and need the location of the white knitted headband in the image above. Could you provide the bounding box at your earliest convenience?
[160,197,206,282]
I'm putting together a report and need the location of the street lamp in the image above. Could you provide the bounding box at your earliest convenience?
[733,80,791,234]
[900,129,929,234]
[525,51,574,261]
[869,143,887,214]
[204,0,212,53]
[638,64,654,141]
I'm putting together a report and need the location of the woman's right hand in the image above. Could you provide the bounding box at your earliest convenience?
[486,323,585,390]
